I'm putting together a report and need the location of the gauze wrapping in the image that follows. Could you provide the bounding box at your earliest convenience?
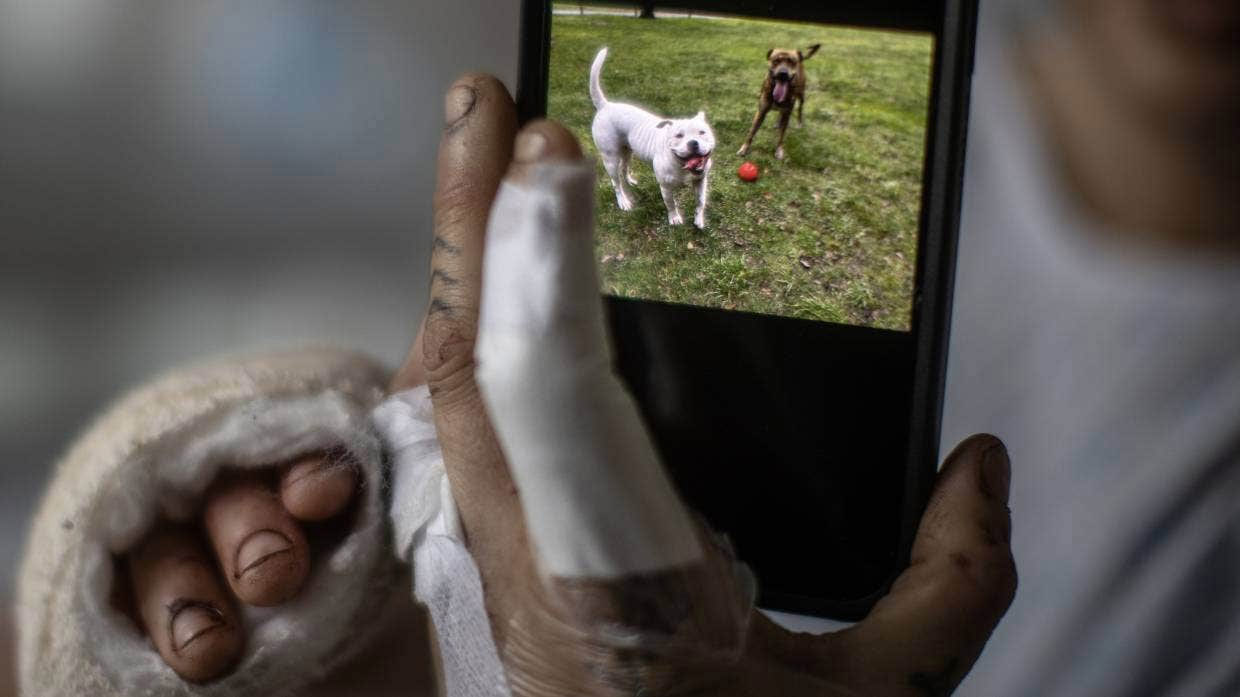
[373,386,511,697]
[17,349,403,697]
[474,162,703,579]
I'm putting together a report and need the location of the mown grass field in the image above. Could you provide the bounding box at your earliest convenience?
[548,9,932,329]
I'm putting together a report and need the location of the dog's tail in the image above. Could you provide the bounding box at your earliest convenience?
[589,47,609,109]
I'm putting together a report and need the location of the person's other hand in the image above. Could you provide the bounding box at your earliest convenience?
[119,454,360,682]
[388,73,1017,696]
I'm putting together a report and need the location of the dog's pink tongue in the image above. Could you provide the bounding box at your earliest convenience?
[773,81,789,103]
[683,156,705,170]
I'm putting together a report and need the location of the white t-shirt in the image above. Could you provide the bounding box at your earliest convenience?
[942,17,1240,697]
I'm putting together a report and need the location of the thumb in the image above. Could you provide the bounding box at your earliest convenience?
[822,435,1017,696]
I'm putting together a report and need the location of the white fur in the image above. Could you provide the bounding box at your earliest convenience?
[589,47,715,228]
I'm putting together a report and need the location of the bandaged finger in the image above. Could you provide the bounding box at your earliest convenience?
[474,161,703,580]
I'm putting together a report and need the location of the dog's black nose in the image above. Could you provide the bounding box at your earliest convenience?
[687,140,700,153]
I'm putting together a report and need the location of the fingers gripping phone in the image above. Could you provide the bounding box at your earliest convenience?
[517,0,978,620]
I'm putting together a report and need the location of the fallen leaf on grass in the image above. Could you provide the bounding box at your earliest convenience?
[798,256,815,269]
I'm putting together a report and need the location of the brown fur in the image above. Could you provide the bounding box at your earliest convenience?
[736,43,821,160]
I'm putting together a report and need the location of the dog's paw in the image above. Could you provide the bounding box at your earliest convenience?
[736,144,750,156]
[617,194,634,211]
[694,211,706,229]
[626,172,639,186]
[775,146,786,160]
[668,211,684,225]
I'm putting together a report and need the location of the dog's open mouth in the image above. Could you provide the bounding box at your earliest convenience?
[772,77,791,104]
[678,152,711,173]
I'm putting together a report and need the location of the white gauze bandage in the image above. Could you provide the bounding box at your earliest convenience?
[373,386,511,697]
[474,161,703,579]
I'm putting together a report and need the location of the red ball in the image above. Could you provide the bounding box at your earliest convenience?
[737,161,759,182]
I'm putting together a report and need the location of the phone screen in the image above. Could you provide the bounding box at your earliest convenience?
[547,6,934,332]
[527,0,972,619]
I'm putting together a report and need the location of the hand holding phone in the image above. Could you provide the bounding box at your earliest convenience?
[399,77,1015,693]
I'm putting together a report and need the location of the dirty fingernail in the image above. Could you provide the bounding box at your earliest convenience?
[281,455,357,522]
[444,84,477,126]
[514,130,547,163]
[979,440,1011,504]
[170,601,225,652]
[235,530,293,577]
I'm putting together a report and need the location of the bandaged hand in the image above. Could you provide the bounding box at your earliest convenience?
[388,74,1018,696]
[18,348,408,697]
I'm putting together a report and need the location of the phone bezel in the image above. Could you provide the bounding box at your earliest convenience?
[516,0,977,620]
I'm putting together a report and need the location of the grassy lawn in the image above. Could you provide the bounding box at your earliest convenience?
[548,9,932,329]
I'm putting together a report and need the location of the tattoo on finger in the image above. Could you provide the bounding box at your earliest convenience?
[428,297,454,317]
[431,269,461,287]
[433,236,462,256]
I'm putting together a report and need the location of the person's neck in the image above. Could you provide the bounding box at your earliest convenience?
[1022,28,1238,257]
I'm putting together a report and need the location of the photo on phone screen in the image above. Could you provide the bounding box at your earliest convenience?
[547,4,934,330]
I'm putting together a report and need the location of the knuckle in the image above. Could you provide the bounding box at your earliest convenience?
[433,180,487,232]
[506,568,747,697]
[422,311,480,404]
[931,546,1018,616]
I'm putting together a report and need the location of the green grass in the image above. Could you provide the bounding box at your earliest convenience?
[548,9,932,329]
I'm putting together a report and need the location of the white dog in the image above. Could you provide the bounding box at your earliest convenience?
[589,47,715,228]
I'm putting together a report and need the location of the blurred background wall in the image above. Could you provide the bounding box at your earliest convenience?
[0,1,520,688]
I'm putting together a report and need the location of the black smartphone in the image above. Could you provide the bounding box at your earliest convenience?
[517,0,977,620]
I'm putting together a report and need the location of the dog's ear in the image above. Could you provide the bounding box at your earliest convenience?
[803,43,821,60]
[766,48,774,61]
[694,110,705,121]
[655,120,672,129]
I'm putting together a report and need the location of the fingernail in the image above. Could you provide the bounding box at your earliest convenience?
[283,457,350,488]
[444,84,477,126]
[281,456,358,522]
[514,130,547,163]
[235,530,293,577]
[169,600,225,652]
[979,440,1011,504]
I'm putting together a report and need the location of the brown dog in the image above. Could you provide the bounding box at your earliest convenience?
[736,44,821,160]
